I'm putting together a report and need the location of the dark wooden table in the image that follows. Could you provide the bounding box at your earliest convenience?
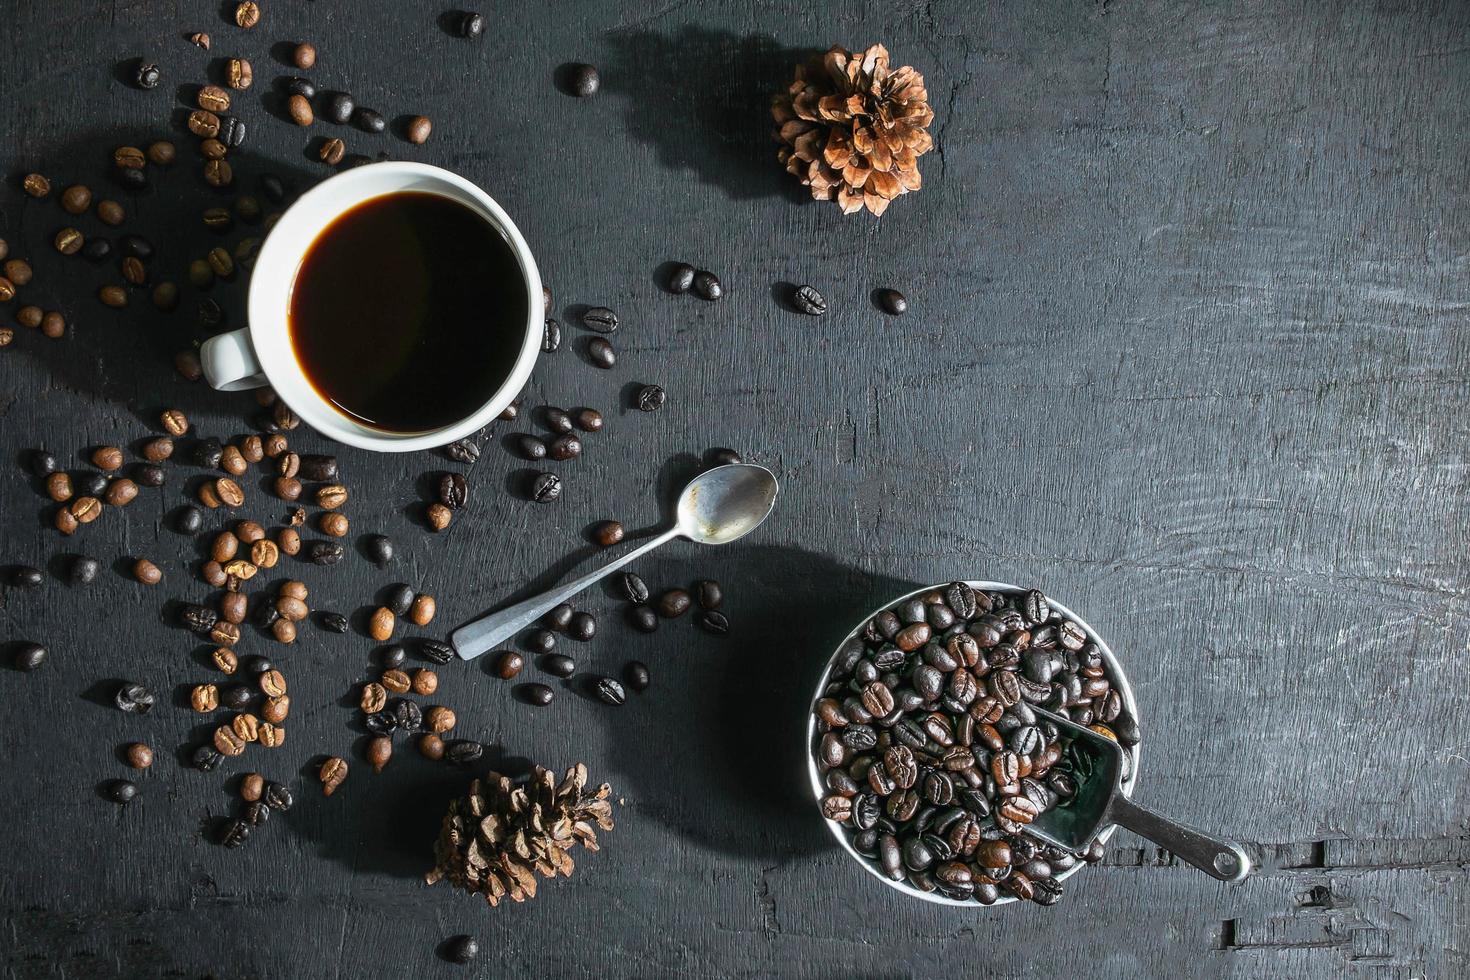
[2,2,1467,977]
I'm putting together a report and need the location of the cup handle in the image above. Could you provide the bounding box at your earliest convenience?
[201,328,268,391]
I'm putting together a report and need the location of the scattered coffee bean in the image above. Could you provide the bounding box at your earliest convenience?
[499,401,520,421]
[530,471,562,502]
[384,583,414,617]
[542,317,561,353]
[287,94,313,126]
[69,555,100,585]
[543,406,573,433]
[658,589,691,618]
[593,520,624,547]
[698,610,730,634]
[595,678,626,705]
[543,654,575,678]
[426,502,453,531]
[319,137,346,165]
[97,199,125,225]
[667,262,695,293]
[292,42,317,69]
[588,337,616,368]
[525,630,556,654]
[106,478,139,507]
[115,682,155,714]
[99,285,128,308]
[568,612,597,642]
[582,306,618,333]
[15,642,47,671]
[496,651,525,679]
[352,106,385,133]
[409,593,436,626]
[234,0,259,27]
[438,472,468,509]
[176,505,203,533]
[452,11,484,38]
[515,434,547,460]
[367,736,392,772]
[520,683,555,706]
[307,541,344,565]
[548,434,582,461]
[23,173,51,198]
[53,226,85,253]
[446,739,483,765]
[708,448,742,466]
[75,472,108,497]
[543,603,574,632]
[618,572,649,604]
[227,57,253,89]
[365,534,394,566]
[323,92,354,125]
[9,565,43,588]
[625,661,650,692]
[444,438,480,463]
[134,61,161,89]
[147,140,175,165]
[627,604,658,633]
[117,146,146,170]
[876,287,907,315]
[636,384,666,412]
[419,639,454,665]
[125,742,153,769]
[406,115,432,144]
[319,757,348,796]
[792,284,828,315]
[198,84,231,112]
[693,270,723,300]
[446,935,479,964]
[567,63,599,97]
[106,779,139,805]
[61,184,92,214]
[4,258,32,284]
[695,579,723,609]
[572,407,603,432]
[318,611,349,634]
[319,512,349,537]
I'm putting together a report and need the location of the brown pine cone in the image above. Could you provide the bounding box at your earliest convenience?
[772,44,934,216]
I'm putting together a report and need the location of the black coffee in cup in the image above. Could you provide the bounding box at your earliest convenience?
[288,191,529,433]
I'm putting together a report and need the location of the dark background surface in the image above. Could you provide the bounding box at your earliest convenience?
[2,1,1468,977]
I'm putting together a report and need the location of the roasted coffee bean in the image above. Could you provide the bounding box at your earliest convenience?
[521,683,555,706]
[525,629,556,655]
[876,287,908,315]
[438,472,468,508]
[566,63,599,97]
[596,678,627,705]
[635,384,666,412]
[627,604,658,633]
[667,262,696,293]
[419,639,454,665]
[658,589,691,618]
[693,270,723,300]
[543,603,574,632]
[426,502,452,531]
[708,448,742,466]
[292,41,317,69]
[319,137,346,165]
[698,610,730,634]
[60,184,92,214]
[406,115,432,144]
[567,611,597,642]
[307,540,344,565]
[365,534,394,566]
[444,437,480,463]
[132,59,161,88]
[193,745,223,771]
[543,654,575,678]
[625,660,650,692]
[67,555,100,586]
[99,284,128,308]
[81,238,111,262]
[529,471,562,502]
[618,572,650,604]
[352,106,385,132]
[76,469,107,495]
[391,698,422,732]
[287,94,313,126]
[541,407,573,434]
[106,779,139,805]
[572,407,603,432]
[791,284,828,315]
[318,611,349,634]
[541,317,561,353]
[14,642,46,671]
[593,520,624,547]
[384,583,415,617]
[496,651,525,679]
[515,434,549,461]
[9,565,43,588]
[23,173,51,197]
[588,337,616,368]
[582,306,618,333]
[115,682,155,714]
[234,0,259,28]
[106,479,139,507]
[319,757,348,796]
[548,434,581,460]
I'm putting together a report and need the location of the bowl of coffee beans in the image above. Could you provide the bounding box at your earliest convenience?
[809,581,1141,907]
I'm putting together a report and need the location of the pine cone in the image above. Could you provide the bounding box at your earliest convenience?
[772,44,934,216]
[426,763,615,907]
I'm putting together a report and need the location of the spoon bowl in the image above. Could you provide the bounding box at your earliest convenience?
[676,464,780,544]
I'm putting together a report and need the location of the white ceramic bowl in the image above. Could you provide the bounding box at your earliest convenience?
[806,581,1142,906]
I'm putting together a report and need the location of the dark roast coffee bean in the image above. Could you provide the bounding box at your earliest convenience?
[106,779,139,805]
[175,505,204,534]
[515,434,548,461]
[365,710,398,737]
[667,262,695,293]
[595,677,626,705]
[446,739,484,765]
[444,438,480,463]
[283,76,316,100]
[619,572,650,603]
[10,565,42,588]
[308,541,345,565]
[625,661,650,691]
[391,697,423,732]
[543,603,575,632]
[352,106,386,133]
[29,450,58,477]
[119,234,152,260]
[219,817,250,848]
[695,579,723,609]
[68,555,100,586]
[117,167,146,190]
[627,605,657,633]
[193,745,223,771]
[244,801,270,826]
[548,435,581,461]
[525,629,556,654]
[73,472,107,497]
[542,317,561,352]
[365,534,394,566]
[582,307,618,333]
[222,684,252,710]
[876,288,907,315]
[529,471,561,502]
[191,437,224,468]
[384,583,415,617]
[636,384,666,412]
[592,520,623,547]
[318,611,349,634]
[543,406,573,433]
[83,238,112,262]
[698,610,730,634]
[567,63,599,97]
[657,589,691,618]
[380,645,407,670]
[15,643,47,671]
[446,935,480,964]
[543,654,575,677]
[115,682,154,714]
[568,612,596,641]
[134,62,161,89]
[708,448,742,466]
[323,92,354,125]
[297,454,338,481]
[134,464,165,488]
[692,270,722,300]
[520,683,555,706]
[438,472,468,508]
[419,639,454,665]
[791,284,828,315]
[588,337,616,368]
[220,115,246,148]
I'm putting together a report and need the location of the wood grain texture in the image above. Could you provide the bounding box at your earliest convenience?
[1,1,1467,977]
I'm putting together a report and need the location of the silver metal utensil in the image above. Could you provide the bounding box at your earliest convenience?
[1027,704,1251,882]
[451,463,780,661]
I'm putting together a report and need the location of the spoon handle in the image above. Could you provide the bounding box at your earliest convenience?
[451,526,683,661]
[1106,794,1252,882]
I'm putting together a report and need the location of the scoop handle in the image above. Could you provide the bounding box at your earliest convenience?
[1106,794,1252,882]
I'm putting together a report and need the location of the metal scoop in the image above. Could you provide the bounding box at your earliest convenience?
[451,463,779,661]
[1027,704,1252,882]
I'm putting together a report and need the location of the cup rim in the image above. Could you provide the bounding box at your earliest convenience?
[805,580,1142,907]
[246,162,542,452]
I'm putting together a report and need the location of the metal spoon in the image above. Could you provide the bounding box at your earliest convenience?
[1026,704,1252,882]
[451,463,780,661]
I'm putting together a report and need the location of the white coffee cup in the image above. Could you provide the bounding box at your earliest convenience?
[201,162,542,453]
